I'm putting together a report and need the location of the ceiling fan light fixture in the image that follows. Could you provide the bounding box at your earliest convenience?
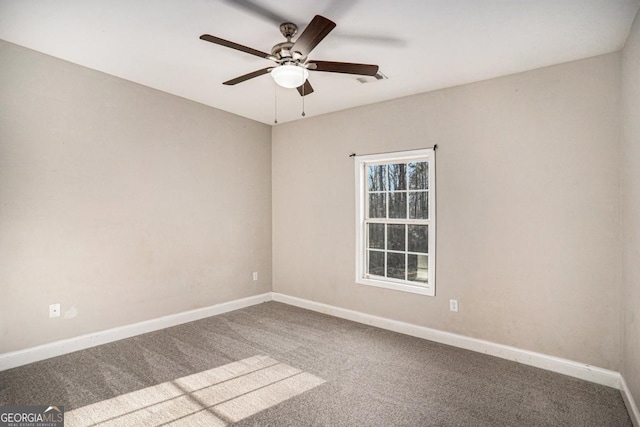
[271,64,309,89]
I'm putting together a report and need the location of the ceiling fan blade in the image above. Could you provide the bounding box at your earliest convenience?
[322,0,359,21]
[200,34,269,59]
[223,67,272,85]
[296,80,314,96]
[307,60,379,76]
[292,15,336,57]
[223,0,292,26]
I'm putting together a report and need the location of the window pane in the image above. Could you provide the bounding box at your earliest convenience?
[388,192,407,218]
[408,254,428,284]
[368,165,386,191]
[409,191,428,219]
[387,252,405,280]
[368,251,384,277]
[387,224,405,251]
[388,163,407,191]
[368,194,386,218]
[408,225,428,253]
[368,223,384,249]
[409,162,429,190]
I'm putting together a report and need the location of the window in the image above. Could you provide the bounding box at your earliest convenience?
[355,149,436,296]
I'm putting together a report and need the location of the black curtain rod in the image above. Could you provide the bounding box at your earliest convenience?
[349,145,437,158]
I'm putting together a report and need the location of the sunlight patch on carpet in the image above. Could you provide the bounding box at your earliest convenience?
[65,355,325,426]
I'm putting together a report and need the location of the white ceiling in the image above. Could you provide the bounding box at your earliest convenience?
[1,0,638,125]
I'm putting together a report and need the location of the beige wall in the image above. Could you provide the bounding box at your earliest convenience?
[622,10,640,412]
[273,53,622,370]
[0,41,272,353]
[0,32,631,388]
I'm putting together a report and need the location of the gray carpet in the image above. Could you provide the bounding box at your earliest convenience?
[0,302,632,426]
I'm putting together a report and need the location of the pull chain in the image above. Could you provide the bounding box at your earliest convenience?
[274,82,278,124]
[302,84,306,117]
[301,66,306,117]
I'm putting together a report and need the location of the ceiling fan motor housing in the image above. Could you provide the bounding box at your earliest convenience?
[273,23,306,63]
[271,41,306,63]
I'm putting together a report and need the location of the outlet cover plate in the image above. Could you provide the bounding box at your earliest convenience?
[49,303,61,318]
[449,299,459,312]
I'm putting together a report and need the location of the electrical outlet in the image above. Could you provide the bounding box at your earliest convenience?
[49,303,61,318]
[449,299,459,312]
[253,272,258,281]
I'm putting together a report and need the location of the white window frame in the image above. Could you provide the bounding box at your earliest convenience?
[355,148,436,296]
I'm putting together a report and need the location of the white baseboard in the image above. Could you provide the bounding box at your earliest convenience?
[1,291,625,396]
[621,376,640,427]
[0,293,272,372]
[272,293,621,389]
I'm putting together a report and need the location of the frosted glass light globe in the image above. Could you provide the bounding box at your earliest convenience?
[271,64,309,89]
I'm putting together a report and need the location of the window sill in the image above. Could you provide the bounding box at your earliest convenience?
[356,277,435,296]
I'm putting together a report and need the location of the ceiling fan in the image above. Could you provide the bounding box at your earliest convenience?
[199,14,380,96]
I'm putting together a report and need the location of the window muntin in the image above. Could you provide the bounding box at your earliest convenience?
[355,149,435,296]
